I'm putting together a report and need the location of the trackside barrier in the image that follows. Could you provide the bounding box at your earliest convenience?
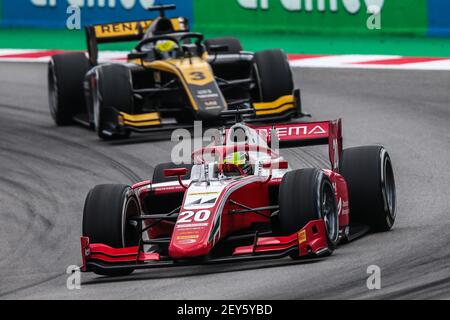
[0,1,449,36]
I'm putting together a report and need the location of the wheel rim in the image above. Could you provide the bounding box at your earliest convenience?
[48,61,58,120]
[383,155,396,219]
[320,182,338,243]
[122,196,140,247]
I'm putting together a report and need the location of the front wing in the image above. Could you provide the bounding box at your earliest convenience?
[80,220,329,273]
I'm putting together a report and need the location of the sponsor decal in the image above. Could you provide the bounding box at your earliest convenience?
[237,0,385,15]
[187,192,220,196]
[185,198,218,207]
[196,89,219,99]
[94,20,153,38]
[338,199,349,216]
[195,0,426,37]
[176,234,199,240]
[30,0,157,10]
[257,125,327,139]
[196,88,222,110]
[298,230,307,244]
[184,186,222,209]
[341,200,349,216]
[331,137,339,170]
[4,0,192,28]
[153,185,186,194]
[176,223,209,229]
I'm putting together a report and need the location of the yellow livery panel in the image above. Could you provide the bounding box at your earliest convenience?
[119,112,161,127]
[253,95,296,116]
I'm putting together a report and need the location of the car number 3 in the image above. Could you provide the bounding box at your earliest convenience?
[178,210,211,223]
[189,72,206,81]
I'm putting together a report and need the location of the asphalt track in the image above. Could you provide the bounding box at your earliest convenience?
[0,62,449,299]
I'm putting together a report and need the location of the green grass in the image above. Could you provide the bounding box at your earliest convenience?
[1,28,450,57]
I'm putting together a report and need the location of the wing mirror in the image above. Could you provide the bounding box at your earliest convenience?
[164,168,188,178]
[163,168,189,189]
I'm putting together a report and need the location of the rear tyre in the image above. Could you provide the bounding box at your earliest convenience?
[82,184,140,276]
[205,37,243,54]
[152,163,193,184]
[48,53,89,125]
[93,64,133,140]
[340,146,396,232]
[277,169,339,257]
[253,49,293,102]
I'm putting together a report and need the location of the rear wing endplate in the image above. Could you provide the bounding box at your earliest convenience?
[86,17,189,65]
[251,119,343,171]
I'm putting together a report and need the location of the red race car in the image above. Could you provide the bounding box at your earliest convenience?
[80,119,396,276]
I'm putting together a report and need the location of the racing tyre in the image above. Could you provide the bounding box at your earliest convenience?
[205,37,243,54]
[48,53,89,125]
[93,64,133,140]
[253,49,293,102]
[340,146,396,232]
[82,184,141,276]
[152,163,193,184]
[277,168,339,256]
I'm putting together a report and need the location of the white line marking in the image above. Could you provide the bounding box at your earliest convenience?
[0,49,449,70]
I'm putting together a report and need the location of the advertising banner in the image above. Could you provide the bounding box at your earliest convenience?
[1,1,448,38]
[427,0,450,36]
[194,0,428,36]
[2,0,192,28]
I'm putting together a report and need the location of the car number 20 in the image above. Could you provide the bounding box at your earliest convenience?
[178,210,211,223]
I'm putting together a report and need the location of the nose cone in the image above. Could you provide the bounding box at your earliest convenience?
[168,233,213,259]
[170,182,226,259]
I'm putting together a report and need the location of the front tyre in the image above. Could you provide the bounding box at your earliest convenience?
[253,49,294,103]
[48,53,89,125]
[82,184,140,276]
[277,168,339,256]
[92,64,133,140]
[340,146,396,232]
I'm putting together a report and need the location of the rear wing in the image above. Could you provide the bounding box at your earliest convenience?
[86,17,189,65]
[251,119,343,171]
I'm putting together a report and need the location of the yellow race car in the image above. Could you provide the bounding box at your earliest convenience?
[48,4,304,140]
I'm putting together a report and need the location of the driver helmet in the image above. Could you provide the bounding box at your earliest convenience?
[224,151,253,175]
[154,40,179,59]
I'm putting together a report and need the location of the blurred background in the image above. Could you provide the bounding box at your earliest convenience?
[0,0,449,57]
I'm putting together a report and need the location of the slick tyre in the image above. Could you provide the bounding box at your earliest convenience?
[48,53,89,126]
[340,146,396,232]
[93,64,133,140]
[277,168,339,256]
[82,184,140,276]
[253,49,294,102]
